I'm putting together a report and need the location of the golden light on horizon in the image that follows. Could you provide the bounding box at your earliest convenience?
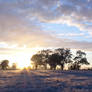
[0,47,44,69]
[16,47,42,69]
[12,52,34,69]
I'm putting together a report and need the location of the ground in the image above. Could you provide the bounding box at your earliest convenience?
[0,70,92,92]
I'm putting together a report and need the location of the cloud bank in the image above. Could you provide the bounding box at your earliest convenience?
[0,0,92,51]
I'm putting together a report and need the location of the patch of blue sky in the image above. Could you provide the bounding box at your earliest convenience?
[41,22,92,42]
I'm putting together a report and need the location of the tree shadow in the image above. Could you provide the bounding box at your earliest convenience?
[60,70,92,77]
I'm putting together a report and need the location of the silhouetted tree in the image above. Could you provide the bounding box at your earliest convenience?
[31,49,89,70]
[0,60,9,70]
[31,49,52,69]
[48,53,61,70]
[69,50,89,70]
[55,48,72,70]
[68,63,80,70]
[31,54,43,69]
[0,64,1,69]
[38,49,52,69]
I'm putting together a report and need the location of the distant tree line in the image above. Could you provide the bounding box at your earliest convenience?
[0,48,90,70]
[31,48,90,70]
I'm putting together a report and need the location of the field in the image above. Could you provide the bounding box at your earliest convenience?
[0,70,92,92]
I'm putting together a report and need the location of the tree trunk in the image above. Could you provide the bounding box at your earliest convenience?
[35,64,38,70]
[44,64,47,70]
[60,64,64,70]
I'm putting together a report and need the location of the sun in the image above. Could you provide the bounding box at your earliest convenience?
[17,60,30,69]
[9,52,34,69]
[16,47,42,69]
[8,47,41,69]
[15,53,33,69]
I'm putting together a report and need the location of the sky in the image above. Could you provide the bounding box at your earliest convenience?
[0,0,92,67]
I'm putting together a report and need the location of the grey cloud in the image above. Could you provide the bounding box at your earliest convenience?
[26,0,92,34]
[0,0,92,51]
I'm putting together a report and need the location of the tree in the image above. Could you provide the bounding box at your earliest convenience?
[38,49,52,69]
[55,48,72,70]
[48,53,61,70]
[69,50,89,70]
[31,49,89,70]
[0,64,1,69]
[31,54,43,69]
[68,63,81,70]
[0,60,9,70]
[31,49,52,70]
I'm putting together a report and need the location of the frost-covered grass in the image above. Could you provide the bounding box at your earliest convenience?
[0,70,92,92]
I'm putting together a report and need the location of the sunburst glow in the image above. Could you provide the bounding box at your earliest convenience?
[12,51,35,69]
[11,47,43,69]
[8,53,33,69]
[0,47,42,69]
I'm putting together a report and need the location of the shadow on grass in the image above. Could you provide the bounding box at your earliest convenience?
[0,70,92,92]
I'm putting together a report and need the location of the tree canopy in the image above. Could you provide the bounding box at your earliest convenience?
[31,48,90,70]
[0,60,9,70]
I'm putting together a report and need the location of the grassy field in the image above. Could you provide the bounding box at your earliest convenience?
[0,70,92,92]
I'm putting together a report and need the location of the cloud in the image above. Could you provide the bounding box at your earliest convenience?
[0,0,92,51]
[57,33,84,37]
[25,0,92,35]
